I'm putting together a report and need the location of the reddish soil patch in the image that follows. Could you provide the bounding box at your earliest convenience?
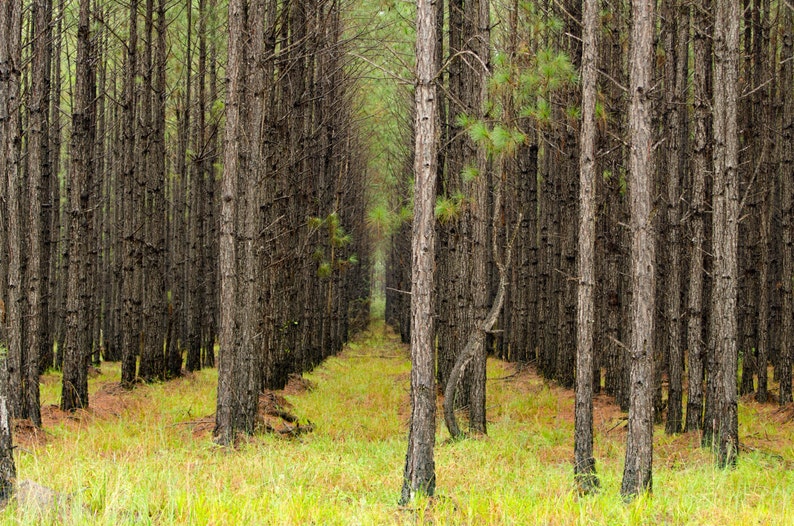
[185,390,313,441]
[493,361,627,434]
[256,391,313,437]
[29,382,140,440]
[187,416,216,439]
[593,393,627,434]
[90,382,140,418]
[283,374,315,396]
[13,419,49,448]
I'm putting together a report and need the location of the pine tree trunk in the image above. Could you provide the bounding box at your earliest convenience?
[685,0,711,433]
[706,0,740,467]
[574,0,600,494]
[1,0,25,420]
[621,0,656,499]
[754,0,773,404]
[23,0,53,427]
[778,4,793,406]
[61,0,94,411]
[0,359,15,504]
[139,0,168,382]
[400,0,438,504]
[43,0,64,373]
[120,0,139,388]
[662,0,688,435]
[214,0,258,445]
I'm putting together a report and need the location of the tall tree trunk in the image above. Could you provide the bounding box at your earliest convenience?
[662,0,688,435]
[214,0,258,445]
[139,0,168,382]
[1,0,25,420]
[466,0,491,435]
[44,0,64,374]
[61,0,95,411]
[24,0,53,427]
[575,0,600,494]
[399,0,438,504]
[121,0,139,388]
[685,0,711,432]
[754,0,773,404]
[778,3,793,406]
[705,0,740,467]
[621,0,656,500]
[187,0,207,373]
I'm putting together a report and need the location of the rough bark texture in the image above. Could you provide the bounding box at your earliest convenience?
[400,0,438,504]
[444,182,515,440]
[575,0,600,494]
[24,0,52,427]
[685,0,711,433]
[61,0,94,412]
[1,0,25,420]
[775,5,794,405]
[705,0,740,468]
[214,0,254,446]
[662,0,688,436]
[0,368,15,505]
[778,3,793,407]
[120,0,139,389]
[621,0,656,500]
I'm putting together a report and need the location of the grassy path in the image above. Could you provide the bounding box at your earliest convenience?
[4,320,794,524]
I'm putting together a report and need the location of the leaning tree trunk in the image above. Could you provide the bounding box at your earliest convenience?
[621,0,656,500]
[443,181,518,440]
[399,0,438,504]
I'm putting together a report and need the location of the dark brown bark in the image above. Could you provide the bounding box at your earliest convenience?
[705,0,740,467]
[575,0,600,494]
[187,0,207,374]
[662,0,688,435]
[1,0,25,420]
[621,0,656,500]
[61,0,95,412]
[0,362,15,505]
[214,0,258,445]
[139,0,168,382]
[778,3,793,406]
[754,0,773,404]
[43,0,64,374]
[685,0,711,433]
[121,0,139,389]
[23,0,54,427]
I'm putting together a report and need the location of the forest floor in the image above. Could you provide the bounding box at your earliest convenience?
[3,319,794,525]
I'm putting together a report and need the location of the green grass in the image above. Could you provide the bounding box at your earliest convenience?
[4,321,794,524]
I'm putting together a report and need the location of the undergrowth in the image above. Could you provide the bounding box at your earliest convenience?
[3,320,794,524]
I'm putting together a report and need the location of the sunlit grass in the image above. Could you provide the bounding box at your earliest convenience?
[3,320,794,524]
